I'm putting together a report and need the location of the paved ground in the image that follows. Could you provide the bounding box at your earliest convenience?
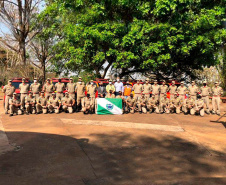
[0,94,226,185]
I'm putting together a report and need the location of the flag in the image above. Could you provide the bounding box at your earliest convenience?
[96,98,123,115]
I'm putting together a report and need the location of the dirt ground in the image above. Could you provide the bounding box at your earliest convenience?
[0,93,226,185]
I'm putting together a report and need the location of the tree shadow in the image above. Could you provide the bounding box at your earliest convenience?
[0,132,225,185]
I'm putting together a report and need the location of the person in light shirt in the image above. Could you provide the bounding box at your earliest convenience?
[106,80,115,94]
[114,77,124,96]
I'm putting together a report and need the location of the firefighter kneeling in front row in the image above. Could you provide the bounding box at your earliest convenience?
[125,93,136,114]
[194,95,205,117]
[137,93,148,114]
[48,93,61,114]
[147,94,159,114]
[36,91,47,114]
[82,94,94,114]
[183,94,195,115]
[62,92,73,114]
[25,91,36,115]
[9,93,22,117]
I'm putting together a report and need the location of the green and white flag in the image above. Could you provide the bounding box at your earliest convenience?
[96,98,123,115]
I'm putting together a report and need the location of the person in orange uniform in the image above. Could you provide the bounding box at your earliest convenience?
[123,81,133,100]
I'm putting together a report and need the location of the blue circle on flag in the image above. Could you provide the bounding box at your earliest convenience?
[106,104,114,110]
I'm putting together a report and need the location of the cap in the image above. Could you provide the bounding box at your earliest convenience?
[22,78,25,80]
[191,80,195,83]
[162,80,166,83]
[70,78,73,80]
[109,79,112,82]
[90,80,93,82]
[52,92,55,95]
[34,78,37,80]
[154,79,157,82]
[78,77,82,79]
[65,92,68,94]
[215,81,219,84]
[181,81,184,84]
[146,78,149,81]
[8,80,12,82]
[47,78,50,80]
[13,92,16,95]
[203,80,207,83]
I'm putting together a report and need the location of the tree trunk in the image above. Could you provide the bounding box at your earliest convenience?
[102,61,112,78]
[19,40,26,65]
[43,61,46,84]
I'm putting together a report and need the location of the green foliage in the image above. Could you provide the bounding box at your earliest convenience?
[41,0,226,78]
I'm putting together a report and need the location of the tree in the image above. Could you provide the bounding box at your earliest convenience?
[28,10,57,83]
[0,0,41,65]
[217,46,226,90]
[42,0,226,78]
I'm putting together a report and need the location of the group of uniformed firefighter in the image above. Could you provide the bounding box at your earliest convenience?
[2,77,223,117]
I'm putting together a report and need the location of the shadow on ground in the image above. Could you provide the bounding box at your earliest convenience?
[0,132,225,185]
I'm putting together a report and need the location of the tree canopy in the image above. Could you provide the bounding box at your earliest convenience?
[41,0,226,78]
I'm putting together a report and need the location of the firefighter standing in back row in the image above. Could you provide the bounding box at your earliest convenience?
[75,77,86,111]
[30,78,41,99]
[177,81,187,103]
[66,78,76,110]
[168,80,177,99]
[212,82,223,115]
[2,80,15,114]
[19,78,30,110]
[43,78,55,99]
[55,78,65,100]
[188,81,199,100]
[142,78,152,99]
[133,80,143,101]
[159,80,168,100]
[87,80,97,103]
[200,81,211,114]
[152,80,160,101]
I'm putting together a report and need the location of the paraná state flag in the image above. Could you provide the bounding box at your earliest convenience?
[96,98,123,115]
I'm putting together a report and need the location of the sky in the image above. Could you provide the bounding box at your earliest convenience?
[0,0,46,36]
